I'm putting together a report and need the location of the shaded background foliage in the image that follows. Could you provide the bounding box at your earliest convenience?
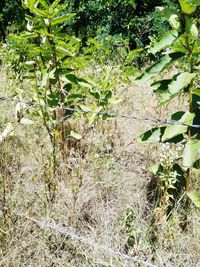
[0,0,178,49]
[0,0,25,41]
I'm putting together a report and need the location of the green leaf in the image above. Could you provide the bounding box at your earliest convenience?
[29,7,47,17]
[188,191,200,207]
[152,79,171,92]
[150,30,179,54]
[183,139,200,168]
[135,52,185,84]
[153,72,196,105]
[139,127,166,143]
[162,112,195,142]
[51,14,75,25]
[56,46,74,57]
[150,164,162,175]
[20,32,39,39]
[77,79,92,89]
[193,89,200,96]
[49,0,62,12]
[69,130,82,140]
[168,72,196,94]
[39,0,48,8]
[178,0,198,14]
[66,94,83,103]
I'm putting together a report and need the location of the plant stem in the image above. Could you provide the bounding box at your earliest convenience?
[185,33,194,194]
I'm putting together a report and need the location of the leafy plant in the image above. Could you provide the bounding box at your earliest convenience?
[1,0,124,202]
[137,0,200,209]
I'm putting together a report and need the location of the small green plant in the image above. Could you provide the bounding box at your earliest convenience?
[137,0,200,210]
[1,0,123,203]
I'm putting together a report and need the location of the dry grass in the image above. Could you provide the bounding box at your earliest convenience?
[0,65,200,267]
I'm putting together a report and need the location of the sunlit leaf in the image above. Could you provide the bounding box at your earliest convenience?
[135,52,185,84]
[183,139,200,168]
[153,72,196,105]
[139,127,166,142]
[150,30,179,54]
[51,14,75,26]
[162,112,195,141]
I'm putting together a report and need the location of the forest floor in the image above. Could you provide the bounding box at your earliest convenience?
[0,66,200,267]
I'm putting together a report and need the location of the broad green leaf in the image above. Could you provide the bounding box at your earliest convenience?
[69,130,82,140]
[153,72,196,105]
[150,30,179,54]
[51,14,75,26]
[20,32,38,39]
[29,7,47,17]
[135,52,185,84]
[56,46,74,57]
[168,72,196,94]
[162,112,195,142]
[57,33,80,43]
[159,91,177,105]
[183,139,200,168]
[66,94,83,103]
[139,127,166,143]
[152,79,171,92]
[188,191,200,207]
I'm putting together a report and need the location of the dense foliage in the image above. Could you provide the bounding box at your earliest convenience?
[0,0,177,49]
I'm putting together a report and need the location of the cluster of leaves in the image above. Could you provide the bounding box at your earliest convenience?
[0,0,179,65]
[1,0,124,135]
[137,0,200,208]
[65,0,177,49]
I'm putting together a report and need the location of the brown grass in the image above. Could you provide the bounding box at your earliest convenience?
[0,65,200,267]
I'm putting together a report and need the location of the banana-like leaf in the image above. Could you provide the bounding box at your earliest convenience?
[188,191,200,208]
[150,30,179,54]
[183,139,200,168]
[162,112,195,142]
[135,52,185,84]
